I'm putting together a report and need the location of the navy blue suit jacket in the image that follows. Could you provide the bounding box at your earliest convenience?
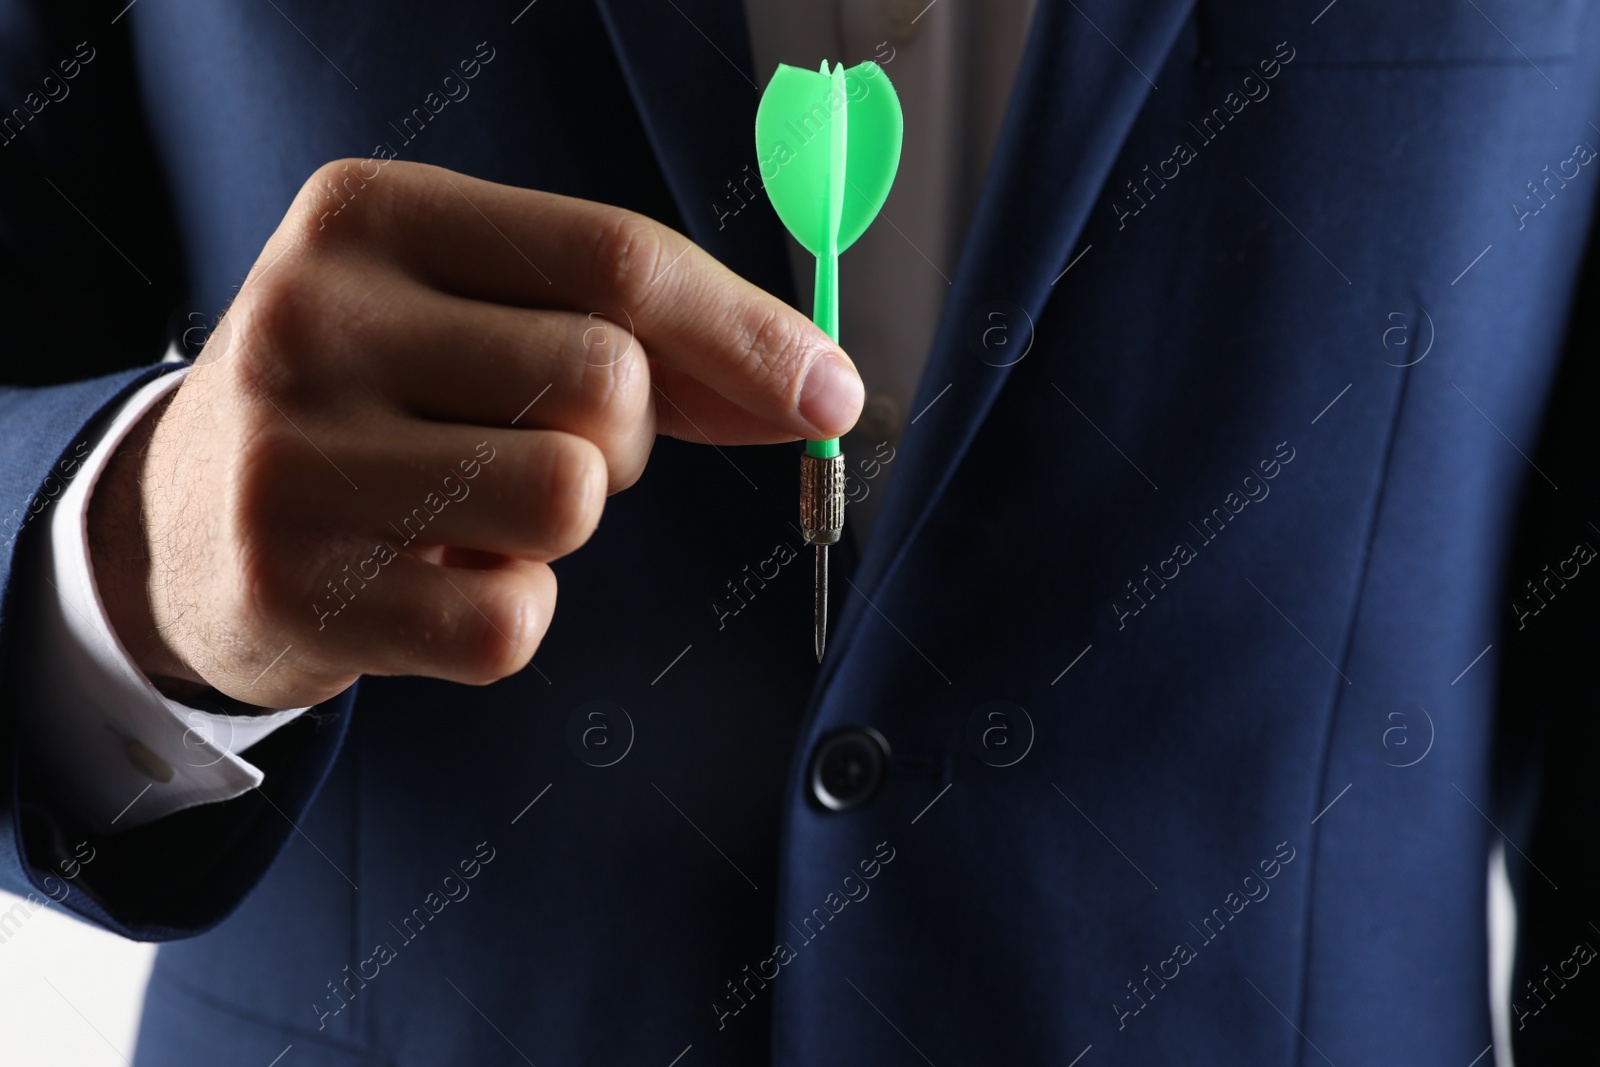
[3,1,1598,1063]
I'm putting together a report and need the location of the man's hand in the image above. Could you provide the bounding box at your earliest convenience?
[89,160,863,709]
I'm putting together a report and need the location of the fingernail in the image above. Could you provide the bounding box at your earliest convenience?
[798,351,864,437]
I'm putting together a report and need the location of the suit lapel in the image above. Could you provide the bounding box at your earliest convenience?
[589,0,796,301]
[821,0,1201,676]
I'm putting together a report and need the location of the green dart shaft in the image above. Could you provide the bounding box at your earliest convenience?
[807,60,847,463]
[804,242,840,461]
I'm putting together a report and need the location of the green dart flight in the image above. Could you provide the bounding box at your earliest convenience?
[755,58,902,661]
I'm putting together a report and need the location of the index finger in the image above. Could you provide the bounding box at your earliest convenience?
[376,163,865,442]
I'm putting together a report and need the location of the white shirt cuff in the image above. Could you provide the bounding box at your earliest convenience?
[15,346,312,834]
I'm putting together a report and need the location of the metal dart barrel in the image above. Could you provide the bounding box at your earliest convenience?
[799,451,845,662]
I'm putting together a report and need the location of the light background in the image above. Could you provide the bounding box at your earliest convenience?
[0,888,154,1066]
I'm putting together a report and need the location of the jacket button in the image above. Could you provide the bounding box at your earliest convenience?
[809,728,890,811]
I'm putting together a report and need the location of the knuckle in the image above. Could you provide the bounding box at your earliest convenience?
[455,602,533,685]
[236,270,321,374]
[229,267,372,409]
[592,211,666,309]
[233,267,409,407]
[606,432,652,494]
[230,429,320,577]
[227,502,314,640]
[234,539,299,637]
[538,437,605,556]
[357,160,443,244]
[741,303,811,396]
[596,351,653,491]
[575,324,648,424]
[575,311,636,371]
[294,157,384,245]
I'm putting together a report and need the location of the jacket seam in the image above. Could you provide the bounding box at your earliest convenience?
[1291,360,1415,1067]
[146,967,368,1057]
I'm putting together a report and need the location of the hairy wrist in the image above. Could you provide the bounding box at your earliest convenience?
[87,392,208,699]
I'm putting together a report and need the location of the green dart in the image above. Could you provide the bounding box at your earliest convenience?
[755,58,903,661]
